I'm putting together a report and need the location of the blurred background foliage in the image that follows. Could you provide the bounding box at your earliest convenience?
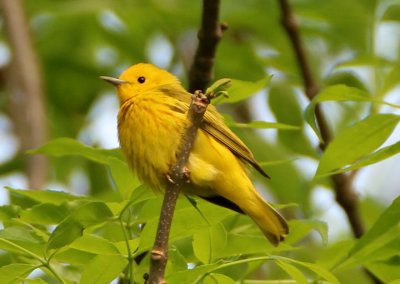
[0,0,400,283]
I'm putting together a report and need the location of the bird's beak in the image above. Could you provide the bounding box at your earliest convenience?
[100,76,128,86]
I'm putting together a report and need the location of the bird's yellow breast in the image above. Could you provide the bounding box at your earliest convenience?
[117,91,188,190]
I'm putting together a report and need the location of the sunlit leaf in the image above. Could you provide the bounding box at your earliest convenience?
[284,219,328,246]
[203,273,235,284]
[337,196,400,270]
[6,187,85,205]
[0,263,37,283]
[212,77,271,104]
[276,256,340,284]
[381,4,400,22]
[304,85,400,141]
[69,234,119,255]
[316,114,400,177]
[29,138,139,199]
[80,254,128,284]
[276,260,308,284]
[47,201,113,250]
[324,141,400,176]
[193,223,227,264]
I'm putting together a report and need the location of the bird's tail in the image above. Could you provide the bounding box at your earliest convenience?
[242,187,289,246]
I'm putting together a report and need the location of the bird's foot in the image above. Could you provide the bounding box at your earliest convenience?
[165,173,175,184]
[183,166,191,183]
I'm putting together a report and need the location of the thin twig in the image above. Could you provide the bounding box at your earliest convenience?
[1,0,48,189]
[188,0,226,92]
[277,1,382,283]
[147,92,211,284]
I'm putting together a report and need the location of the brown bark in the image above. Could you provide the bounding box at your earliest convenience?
[277,1,381,282]
[147,92,211,284]
[1,0,48,189]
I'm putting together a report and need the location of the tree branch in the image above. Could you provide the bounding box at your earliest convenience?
[188,0,226,92]
[148,92,211,284]
[1,0,48,189]
[148,2,225,282]
[277,1,381,283]
[277,0,365,238]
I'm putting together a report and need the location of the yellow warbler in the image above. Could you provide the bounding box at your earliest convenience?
[101,63,289,245]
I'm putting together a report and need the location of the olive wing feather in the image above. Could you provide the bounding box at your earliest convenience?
[159,84,270,179]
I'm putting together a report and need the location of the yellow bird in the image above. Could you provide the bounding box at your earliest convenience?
[101,63,288,246]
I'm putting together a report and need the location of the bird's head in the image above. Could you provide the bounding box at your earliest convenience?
[100,63,181,104]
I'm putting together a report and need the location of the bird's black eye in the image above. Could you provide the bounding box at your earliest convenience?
[138,76,146,83]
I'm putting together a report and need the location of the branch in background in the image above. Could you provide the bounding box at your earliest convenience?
[277,1,381,283]
[1,0,48,189]
[188,0,226,92]
[148,92,211,284]
[278,0,331,144]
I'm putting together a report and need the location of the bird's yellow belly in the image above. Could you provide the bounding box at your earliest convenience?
[118,97,187,190]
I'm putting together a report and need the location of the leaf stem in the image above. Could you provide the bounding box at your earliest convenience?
[42,262,68,284]
[119,210,134,284]
[0,238,44,262]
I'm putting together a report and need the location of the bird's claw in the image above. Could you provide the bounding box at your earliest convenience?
[165,173,175,184]
[183,167,191,183]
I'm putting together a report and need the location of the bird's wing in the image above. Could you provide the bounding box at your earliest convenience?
[159,84,270,179]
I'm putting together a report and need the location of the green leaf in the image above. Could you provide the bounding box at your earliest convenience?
[6,187,84,205]
[269,87,317,157]
[47,201,113,250]
[0,227,44,244]
[166,263,221,284]
[324,71,368,91]
[0,263,37,283]
[382,4,400,22]
[214,233,293,259]
[276,256,340,284]
[224,112,299,130]
[317,240,355,269]
[29,138,140,199]
[324,141,400,176]
[193,223,227,264]
[0,205,20,221]
[206,78,232,98]
[284,219,328,246]
[258,158,297,167]
[47,219,84,252]
[173,256,338,284]
[114,239,140,256]
[304,85,400,141]
[25,278,48,284]
[316,114,400,177]
[276,260,308,284]
[228,120,300,130]
[212,77,271,104]
[53,248,95,266]
[203,273,235,284]
[166,245,188,274]
[69,234,119,255]
[20,203,70,225]
[338,196,400,270]
[366,256,400,283]
[29,138,124,163]
[138,199,235,253]
[129,184,156,205]
[79,254,128,284]
[382,65,400,95]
